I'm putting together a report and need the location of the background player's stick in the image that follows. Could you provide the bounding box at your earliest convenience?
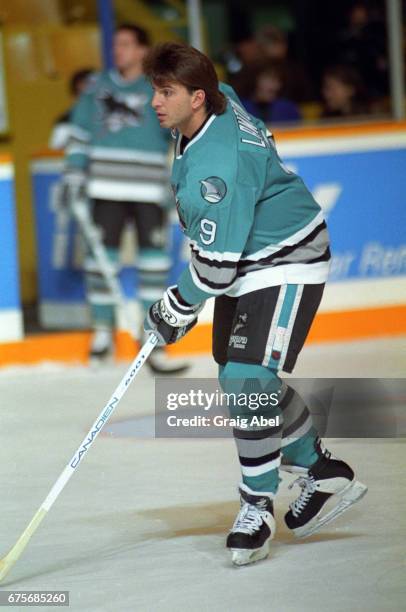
[71,196,139,340]
[0,333,158,583]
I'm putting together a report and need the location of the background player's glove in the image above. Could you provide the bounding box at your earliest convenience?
[144,286,204,345]
[58,169,87,210]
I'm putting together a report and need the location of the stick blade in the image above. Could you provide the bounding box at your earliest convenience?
[0,508,47,583]
[0,553,17,583]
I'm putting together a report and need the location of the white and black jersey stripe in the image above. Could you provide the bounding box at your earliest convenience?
[239,221,330,275]
[188,240,241,294]
[186,219,330,295]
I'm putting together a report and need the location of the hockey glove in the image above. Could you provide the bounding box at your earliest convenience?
[144,286,204,345]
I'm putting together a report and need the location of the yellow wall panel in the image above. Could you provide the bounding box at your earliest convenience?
[0,0,61,25]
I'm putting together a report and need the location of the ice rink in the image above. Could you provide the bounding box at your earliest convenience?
[0,336,405,612]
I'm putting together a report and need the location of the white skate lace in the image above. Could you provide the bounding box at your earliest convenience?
[289,476,317,518]
[232,503,264,535]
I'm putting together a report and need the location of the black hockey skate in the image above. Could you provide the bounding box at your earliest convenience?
[142,331,190,375]
[227,483,275,566]
[285,441,368,538]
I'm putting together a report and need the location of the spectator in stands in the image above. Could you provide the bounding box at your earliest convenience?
[224,35,263,94]
[69,69,94,98]
[256,24,288,61]
[255,25,314,103]
[335,2,388,98]
[49,69,94,150]
[321,65,370,119]
[240,63,302,124]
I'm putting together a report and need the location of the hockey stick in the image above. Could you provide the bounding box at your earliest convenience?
[71,196,138,340]
[0,333,158,583]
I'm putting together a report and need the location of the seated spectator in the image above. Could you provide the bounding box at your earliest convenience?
[321,65,370,119]
[225,35,263,94]
[256,24,289,61]
[240,64,302,124]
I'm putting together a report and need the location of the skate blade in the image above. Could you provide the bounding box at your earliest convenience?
[230,541,270,566]
[295,480,368,538]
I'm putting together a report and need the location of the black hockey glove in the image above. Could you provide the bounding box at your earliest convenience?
[144,286,204,346]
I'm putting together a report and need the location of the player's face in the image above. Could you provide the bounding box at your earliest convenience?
[151,82,199,132]
[113,31,146,71]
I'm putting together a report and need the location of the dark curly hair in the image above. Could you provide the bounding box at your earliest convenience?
[143,42,227,115]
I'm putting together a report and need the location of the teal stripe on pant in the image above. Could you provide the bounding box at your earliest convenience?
[277,284,299,328]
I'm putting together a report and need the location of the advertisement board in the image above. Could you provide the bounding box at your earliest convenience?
[0,157,22,341]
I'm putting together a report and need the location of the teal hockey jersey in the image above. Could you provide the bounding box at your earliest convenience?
[172,85,330,305]
[66,70,170,204]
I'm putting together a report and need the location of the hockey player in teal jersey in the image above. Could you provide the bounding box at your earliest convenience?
[143,43,367,566]
[61,24,187,373]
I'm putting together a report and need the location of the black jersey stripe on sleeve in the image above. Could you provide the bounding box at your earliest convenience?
[190,244,239,269]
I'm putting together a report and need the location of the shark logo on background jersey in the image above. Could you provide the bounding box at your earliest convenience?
[97,89,146,132]
[200,177,227,203]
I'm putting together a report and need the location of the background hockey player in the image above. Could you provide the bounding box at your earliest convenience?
[61,24,187,374]
[143,42,368,566]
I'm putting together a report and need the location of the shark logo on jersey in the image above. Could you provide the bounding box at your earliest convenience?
[200,177,227,203]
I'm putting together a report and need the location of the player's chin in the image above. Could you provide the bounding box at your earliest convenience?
[157,116,170,128]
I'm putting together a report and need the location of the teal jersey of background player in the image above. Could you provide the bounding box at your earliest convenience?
[66,70,171,204]
[172,83,331,305]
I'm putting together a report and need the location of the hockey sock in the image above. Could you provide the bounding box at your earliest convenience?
[282,428,319,468]
[219,361,282,494]
[279,385,319,468]
[85,247,118,328]
[137,248,171,314]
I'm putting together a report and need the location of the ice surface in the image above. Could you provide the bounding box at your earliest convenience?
[0,337,405,611]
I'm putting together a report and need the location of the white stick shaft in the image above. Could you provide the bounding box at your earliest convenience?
[42,334,157,511]
[0,334,157,583]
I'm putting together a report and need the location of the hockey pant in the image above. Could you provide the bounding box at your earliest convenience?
[83,199,171,328]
